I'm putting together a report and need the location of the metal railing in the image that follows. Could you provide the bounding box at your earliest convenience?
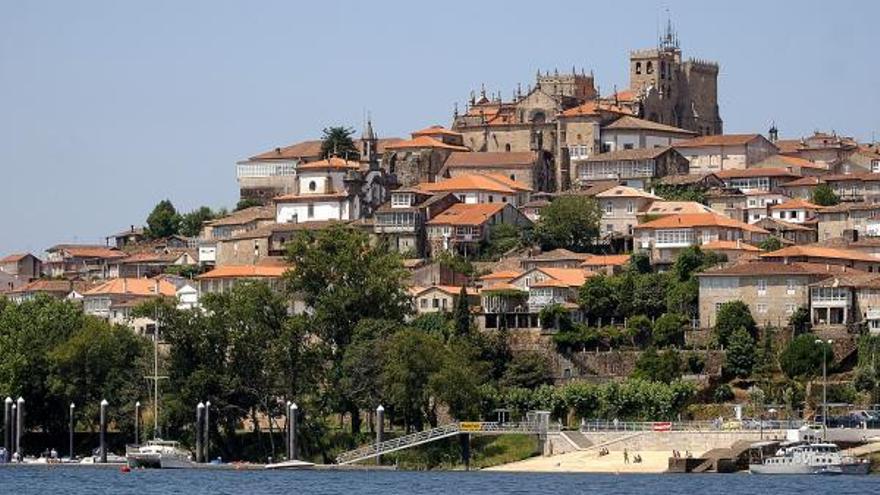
[579,419,809,432]
[335,421,550,465]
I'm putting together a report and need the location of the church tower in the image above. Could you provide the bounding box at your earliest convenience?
[360,116,379,169]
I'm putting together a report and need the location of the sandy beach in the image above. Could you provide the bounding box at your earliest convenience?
[485,449,695,474]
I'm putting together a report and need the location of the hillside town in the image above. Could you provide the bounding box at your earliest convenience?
[4,22,880,471]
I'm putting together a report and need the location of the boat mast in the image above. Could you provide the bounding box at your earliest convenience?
[145,307,168,439]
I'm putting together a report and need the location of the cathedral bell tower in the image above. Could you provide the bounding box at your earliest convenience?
[360,116,379,170]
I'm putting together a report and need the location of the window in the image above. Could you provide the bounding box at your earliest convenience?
[505,143,511,152]
[646,61,654,74]
[604,202,613,214]
[488,195,494,203]
[635,62,642,74]
[307,204,315,218]
[623,143,634,150]
[432,298,439,308]
[420,298,428,308]
[510,174,516,181]
[787,279,796,295]
[308,180,317,192]
[757,303,768,314]
[757,279,767,295]
[626,201,634,214]
[606,224,614,233]
[391,193,413,207]
[715,302,725,312]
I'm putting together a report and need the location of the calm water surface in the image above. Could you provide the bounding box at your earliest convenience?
[1,466,877,494]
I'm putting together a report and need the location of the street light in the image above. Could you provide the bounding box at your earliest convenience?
[69,403,75,460]
[135,401,141,446]
[816,338,832,436]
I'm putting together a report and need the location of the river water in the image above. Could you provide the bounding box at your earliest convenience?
[0,466,876,494]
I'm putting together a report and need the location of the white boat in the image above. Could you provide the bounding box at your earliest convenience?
[126,440,194,469]
[749,442,870,475]
[79,447,127,465]
[265,459,315,470]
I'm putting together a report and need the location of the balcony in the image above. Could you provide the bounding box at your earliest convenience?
[236,162,297,179]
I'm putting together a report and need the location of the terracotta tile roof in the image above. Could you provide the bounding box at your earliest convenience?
[583,147,672,162]
[411,285,479,296]
[635,212,769,234]
[0,253,32,263]
[527,248,591,262]
[603,116,696,135]
[385,136,470,151]
[809,272,880,288]
[715,167,799,179]
[8,279,75,295]
[642,201,715,215]
[595,185,660,200]
[780,176,822,187]
[419,173,531,194]
[206,206,275,227]
[84,278,177,297]
[47,245,127,259]
[228,220,344,241]
[248,138,401,161]
[521,199,551,209]
[769,199,820,210]
[580,254,632,266]
[538,267,593,287]
[753,217,814,232]
[760,245,880,263]
[411,126,463,138]
[560,101,634,117]
[655,173,721,186]
[444,151,537,169]
[530,278,571,288]
[480,282,524,292]
[295,156,361,171]
[478,270,521,281]
[673,134,773,149]
[697,260,860,277]
[575,180,620,197]
[427,203,506,226]
[196,264,290,279]
[818,202,880,213]
[822,173,880,183]
[700,240,762,252]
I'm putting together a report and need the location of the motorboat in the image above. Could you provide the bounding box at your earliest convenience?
[126,440,194,469]
[265,459,315,470]
[749,442,870,475]
[79,446,127,464]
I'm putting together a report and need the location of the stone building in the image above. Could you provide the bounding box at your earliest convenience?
[696,261,850,328]
[440,151,553,192]
[426,203,532,256]
[624,21,723,136]
[594,185,660,238]
[382,126,470,188]
[674,134,779,175]
[817,203,880,241]
[599,115,697,152]
[0,253,42,282]
[575,146,689,189]
[373,189,460,257]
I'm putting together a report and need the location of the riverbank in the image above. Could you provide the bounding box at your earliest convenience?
[485,449,687,473]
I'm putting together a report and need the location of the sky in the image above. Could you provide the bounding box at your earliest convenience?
[1,0,878,255]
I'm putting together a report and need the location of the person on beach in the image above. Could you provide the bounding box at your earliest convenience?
[623,449,629,464]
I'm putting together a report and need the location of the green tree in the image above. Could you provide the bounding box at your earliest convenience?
[381,328,444,431]
[578,275,618,324]
[724,327,756,379]
[666,277,699,316]
[758,236,783,252]
[780,334,833,379]
[285,224,411,432]
[715,301,757,346]
[653,312,687,348]
[320,126,359,160]
[811,183,840,206]
[632,348,682,383]
[789,306,812,335]
[533,195,601,252]
[626,315,653,349]
[48,318,148,431]
[179,206,216,237]
[145,199,181,239]
[500,352,554,389]
[453,285,473,338]
[627,252,652,275]
[480,223,522,260]
[340,319,399,419]
[430,339,486,420]
[854,367,877,393]
[753,328,778,378]
[539,303,574,332]
[235,198,263,211]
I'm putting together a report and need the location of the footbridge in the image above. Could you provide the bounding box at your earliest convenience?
[335,420,551,465]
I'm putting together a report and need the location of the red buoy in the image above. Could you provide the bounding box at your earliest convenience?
[120,465,131,473]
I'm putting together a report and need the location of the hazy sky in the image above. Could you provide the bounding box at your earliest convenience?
[2,0,878,255]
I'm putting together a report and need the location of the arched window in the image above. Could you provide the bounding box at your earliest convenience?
[308,180,317,192]
[635,62,642,75]
[647,61,654,74]
[505,143,511,152]
[510,174,516,181]
[531,111,546,124]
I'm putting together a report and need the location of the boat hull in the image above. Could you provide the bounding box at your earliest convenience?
[127,452,194,469]
[750,461,870,475]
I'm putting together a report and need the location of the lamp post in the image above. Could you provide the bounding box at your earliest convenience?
[15,397,24,457]
[99,399,108,464]
[69,403,75,460]
[290,403,298,461]
[196,402,205,463]
[3,397,11,461]
[375,405,384,465]
[285,400,291,460]
[816,338,832,437]
[204,401,210,463]
[134,401,140,446]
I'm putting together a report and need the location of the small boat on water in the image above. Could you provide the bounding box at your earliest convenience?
[79,447,127,465]
[749,442,870,475]
[126,440,194,469]
[265,459,315,470]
